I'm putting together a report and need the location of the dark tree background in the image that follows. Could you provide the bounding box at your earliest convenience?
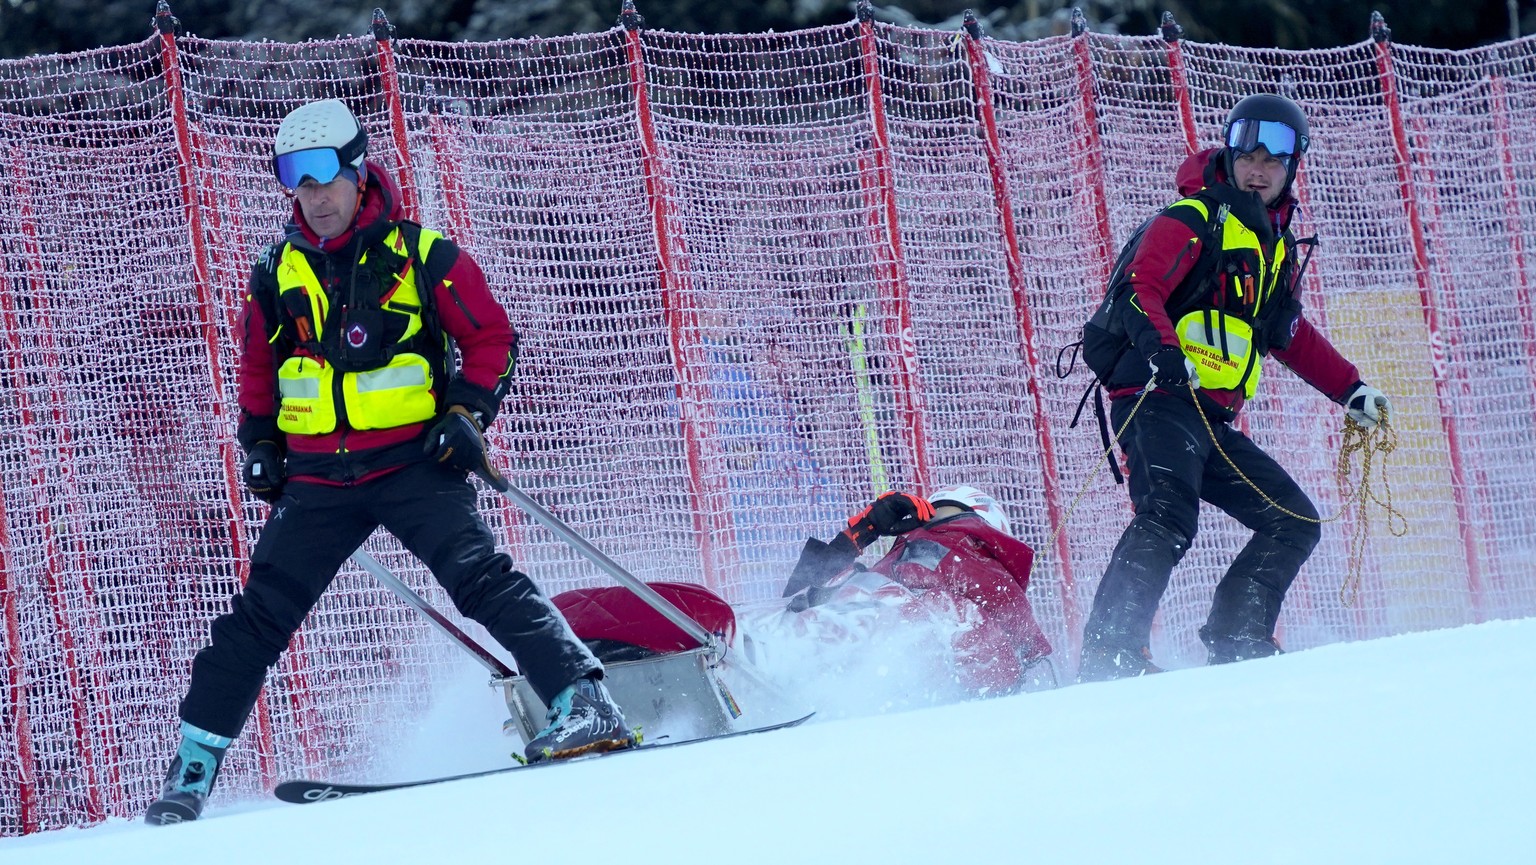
[0,0,1531,60]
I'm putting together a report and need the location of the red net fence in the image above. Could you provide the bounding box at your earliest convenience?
[2,7,1534,833]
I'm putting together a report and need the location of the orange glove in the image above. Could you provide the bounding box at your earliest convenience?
[841,492,935,551]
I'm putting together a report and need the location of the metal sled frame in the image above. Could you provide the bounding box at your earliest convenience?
[501,645,737,743]
[352,482,810,746]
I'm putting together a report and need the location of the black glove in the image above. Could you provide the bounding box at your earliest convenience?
[1147,344,1199,391]
[241,440,286,504]
[424,405,509,492]
[841,491,935,551]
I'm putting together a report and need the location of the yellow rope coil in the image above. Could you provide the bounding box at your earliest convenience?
[1188,383,1409,605]
[1334,410,1409,604]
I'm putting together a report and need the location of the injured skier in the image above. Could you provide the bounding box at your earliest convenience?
[741,486,1056,713]
[548,487,1054,722]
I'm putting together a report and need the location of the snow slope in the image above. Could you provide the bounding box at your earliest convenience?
[4,617,1532,864]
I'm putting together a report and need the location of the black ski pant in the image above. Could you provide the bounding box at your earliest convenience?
[1082,392,1321,658]
[179,460,599,740]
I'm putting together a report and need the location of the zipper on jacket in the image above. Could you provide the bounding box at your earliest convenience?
[1161,235,1200,282]
[444,279,481,329]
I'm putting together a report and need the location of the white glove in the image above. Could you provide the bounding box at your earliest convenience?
[1345,383,1391,429]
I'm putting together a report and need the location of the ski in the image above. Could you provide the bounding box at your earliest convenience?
[274,711,814,804]
[143,795,202,825]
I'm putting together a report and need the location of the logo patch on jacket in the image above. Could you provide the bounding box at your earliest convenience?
[346,321,369,348]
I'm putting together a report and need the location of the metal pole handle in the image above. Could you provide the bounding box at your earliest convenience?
[499,482,718,653]
[351,548,516,677]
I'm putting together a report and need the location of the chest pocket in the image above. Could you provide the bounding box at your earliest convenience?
[1175,309,1260,398]
[341,353,438,430]
[278,356,337,435]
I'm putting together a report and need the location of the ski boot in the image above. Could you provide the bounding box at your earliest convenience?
[1077,644,1163,683]
[144,723,230,825]
[524,675,638,764]
[1200,626,1283,665]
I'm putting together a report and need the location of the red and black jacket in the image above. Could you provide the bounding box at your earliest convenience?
[235,161,517,485]
[1110,147,1361,416]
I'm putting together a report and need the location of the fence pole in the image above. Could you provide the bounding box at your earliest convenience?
[1491,72,1536,605]
[373,8,420,223]
[0,565,35,832]
[1490,74,1536,426]
[426,91,472,242]
[855,0,930,493]
[619,0,731,591]
[959,11,1081,653]
[154,0,278,785]
[3,144,107,823]
[1371,13,1485,620]
[1160,13,1199,156]
[0,230,40,837]
[424,91,540,564]
[1069,11,1117,297]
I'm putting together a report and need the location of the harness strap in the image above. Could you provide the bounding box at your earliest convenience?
[1070,379,1125,485]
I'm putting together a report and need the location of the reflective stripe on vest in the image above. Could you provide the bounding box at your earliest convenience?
[341,353,438,431]
[274,227,445,435]
[279,373,322,399]
[355,362,429,392]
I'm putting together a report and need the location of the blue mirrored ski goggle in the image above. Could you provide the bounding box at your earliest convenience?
[272,148,352,190]
[1225,118,1307,159]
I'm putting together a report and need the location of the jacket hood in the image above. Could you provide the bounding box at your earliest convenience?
[291,159,402,251]
[1175,147,1224,197]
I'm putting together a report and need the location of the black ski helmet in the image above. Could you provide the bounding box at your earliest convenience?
[1222,93,1310,192]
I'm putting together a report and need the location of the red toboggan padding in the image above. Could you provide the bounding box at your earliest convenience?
[552,582,737,655]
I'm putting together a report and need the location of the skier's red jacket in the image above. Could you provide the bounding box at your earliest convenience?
[236,161,516,484]
[787,512,1052,691]
[1109,147,1361,415]
[868,514,1052,676]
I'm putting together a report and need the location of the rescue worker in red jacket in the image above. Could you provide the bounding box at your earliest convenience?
[782,487,1053,695]
[1078,94,1393,682]
[147,100,633,825]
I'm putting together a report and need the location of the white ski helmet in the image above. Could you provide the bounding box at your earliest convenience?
[271,98,367,188]
[928,485,1012,536]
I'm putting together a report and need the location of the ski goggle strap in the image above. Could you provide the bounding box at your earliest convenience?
[1225,118,1307,159]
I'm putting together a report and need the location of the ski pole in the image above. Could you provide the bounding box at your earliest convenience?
[350,548,516,678]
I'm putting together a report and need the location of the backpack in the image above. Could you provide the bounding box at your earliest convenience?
[1059,190,1231,483]
[1079,190,1231,387]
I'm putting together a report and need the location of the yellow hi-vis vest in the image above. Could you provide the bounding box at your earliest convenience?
[274,227,447,435]
[1166,196,1290,400]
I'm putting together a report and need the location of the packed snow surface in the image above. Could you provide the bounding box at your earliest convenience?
[4,617,1532,864]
